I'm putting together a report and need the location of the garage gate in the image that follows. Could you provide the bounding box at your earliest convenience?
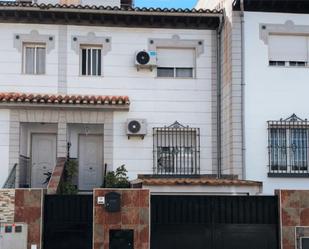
[151,195,279,249]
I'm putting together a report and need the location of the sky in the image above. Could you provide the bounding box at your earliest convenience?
[134,0,197,9]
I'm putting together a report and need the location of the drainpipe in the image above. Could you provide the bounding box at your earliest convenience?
[216,15,224,178]
[240,0,246,179]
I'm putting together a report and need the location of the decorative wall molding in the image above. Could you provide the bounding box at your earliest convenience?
[260,20,309,45]
[148,35,205,57]
[71,32,111,55]
[13,30,55,53]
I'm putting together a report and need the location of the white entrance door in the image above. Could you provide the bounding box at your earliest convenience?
[31,134,57,188]
[79,135,103,191]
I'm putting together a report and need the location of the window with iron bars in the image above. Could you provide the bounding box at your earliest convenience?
[153,121,200,175]
[268,114,309,177]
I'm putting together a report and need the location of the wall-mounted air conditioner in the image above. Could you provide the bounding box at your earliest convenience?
[126,119,147,139]
[135,50,157,71]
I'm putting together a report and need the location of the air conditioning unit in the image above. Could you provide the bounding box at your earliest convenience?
[126,119,147,139]
[135,50,157,70]
[0,223,28,249]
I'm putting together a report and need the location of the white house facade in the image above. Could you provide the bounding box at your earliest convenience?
[1,0,262,195]
[197,0,309,194]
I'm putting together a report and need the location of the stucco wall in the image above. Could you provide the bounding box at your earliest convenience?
[0,23,218,185]
[196,0,244,179]
[244,12,309,194]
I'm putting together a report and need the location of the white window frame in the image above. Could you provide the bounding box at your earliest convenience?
[269,127,309,172]
[79,45,102,77]
[157,67,195,79]
[22,43,46,75]
[156,47,196,79]
[268,34,309,68]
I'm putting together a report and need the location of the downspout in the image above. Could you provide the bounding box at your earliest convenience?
[216,15,224,178]
[240,0,246,179]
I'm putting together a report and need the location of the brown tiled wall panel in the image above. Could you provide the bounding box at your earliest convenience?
[280,190,309,249]
[14,189,43,249]
[93,189,150,249]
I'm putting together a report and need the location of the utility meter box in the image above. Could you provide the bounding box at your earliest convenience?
[105,192,121,212]
[0,223,28,249]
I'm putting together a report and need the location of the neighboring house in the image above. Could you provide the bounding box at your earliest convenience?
[197,0,309,194]
[0,0,261,195]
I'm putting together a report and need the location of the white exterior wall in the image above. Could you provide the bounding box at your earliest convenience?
[0,23,217,184]
[244,12,309,194]
[0,110,10,186]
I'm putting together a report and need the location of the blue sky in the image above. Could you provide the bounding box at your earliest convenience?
[134,0,197,9]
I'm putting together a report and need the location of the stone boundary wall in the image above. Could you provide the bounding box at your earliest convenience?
[279,190,309,249]
[0,189,44,249]
[0,189,15,223]
[93,189,150,249]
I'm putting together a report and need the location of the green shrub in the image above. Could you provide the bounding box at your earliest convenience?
[104,165,130,188]
[59,159,78,195]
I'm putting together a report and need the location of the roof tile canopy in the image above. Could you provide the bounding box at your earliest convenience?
[0,1,223,30]
[136,175,262,187]
[0,92,130,109]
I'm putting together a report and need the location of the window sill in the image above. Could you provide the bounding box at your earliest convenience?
[268,172,309,178]
[268,65,308,68]
[78,75,104,78]
[155,77,196,80]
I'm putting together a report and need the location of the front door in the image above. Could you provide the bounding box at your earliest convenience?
[79,135,103,191]
[31,134,57,188]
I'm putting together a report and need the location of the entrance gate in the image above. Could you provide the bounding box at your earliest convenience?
[151,195,279,249]
[43,195,93,249]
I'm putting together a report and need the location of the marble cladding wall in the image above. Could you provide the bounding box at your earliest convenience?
[279,190,309,249]
[0,189,15,223]
[14,189,44,249]
[93,189,150,249]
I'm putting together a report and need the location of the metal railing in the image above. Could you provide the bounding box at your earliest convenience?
[153,121,200,175]
[268,114,309,176]
[19,155,31,188]
[2,163,17,188]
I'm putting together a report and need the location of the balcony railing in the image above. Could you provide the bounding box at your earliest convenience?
[19,155,31,188]
[2,163,17,188]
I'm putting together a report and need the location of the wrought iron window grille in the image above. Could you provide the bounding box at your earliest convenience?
[268,114,309,177]
[153,121,200,175]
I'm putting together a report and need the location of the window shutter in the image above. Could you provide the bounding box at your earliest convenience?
[157,48,195,68]
[268,35,308,62]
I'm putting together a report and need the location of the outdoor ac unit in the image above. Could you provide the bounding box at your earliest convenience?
[135,50,157,70]
[126,119,147,139]
[0,223,28,249]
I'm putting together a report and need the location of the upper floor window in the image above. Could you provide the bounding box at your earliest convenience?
[80,46,102,76]
[156,48,195,78]
[268,114,309,177]
[23,43,46,74]
[268,35,308,67]
[153,121,200,175]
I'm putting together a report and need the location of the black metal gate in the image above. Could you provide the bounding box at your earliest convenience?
[43,195,93,249]
[151,195,279,249]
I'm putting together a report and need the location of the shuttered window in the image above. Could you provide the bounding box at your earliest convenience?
[157,48,195,78]
[268,35,309,66]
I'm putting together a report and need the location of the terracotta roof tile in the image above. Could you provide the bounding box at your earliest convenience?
[0,92,130,106]
[0,1,223,14]
[137,175,262,187]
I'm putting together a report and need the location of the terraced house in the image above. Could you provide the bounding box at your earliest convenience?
[0,0,308,249]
